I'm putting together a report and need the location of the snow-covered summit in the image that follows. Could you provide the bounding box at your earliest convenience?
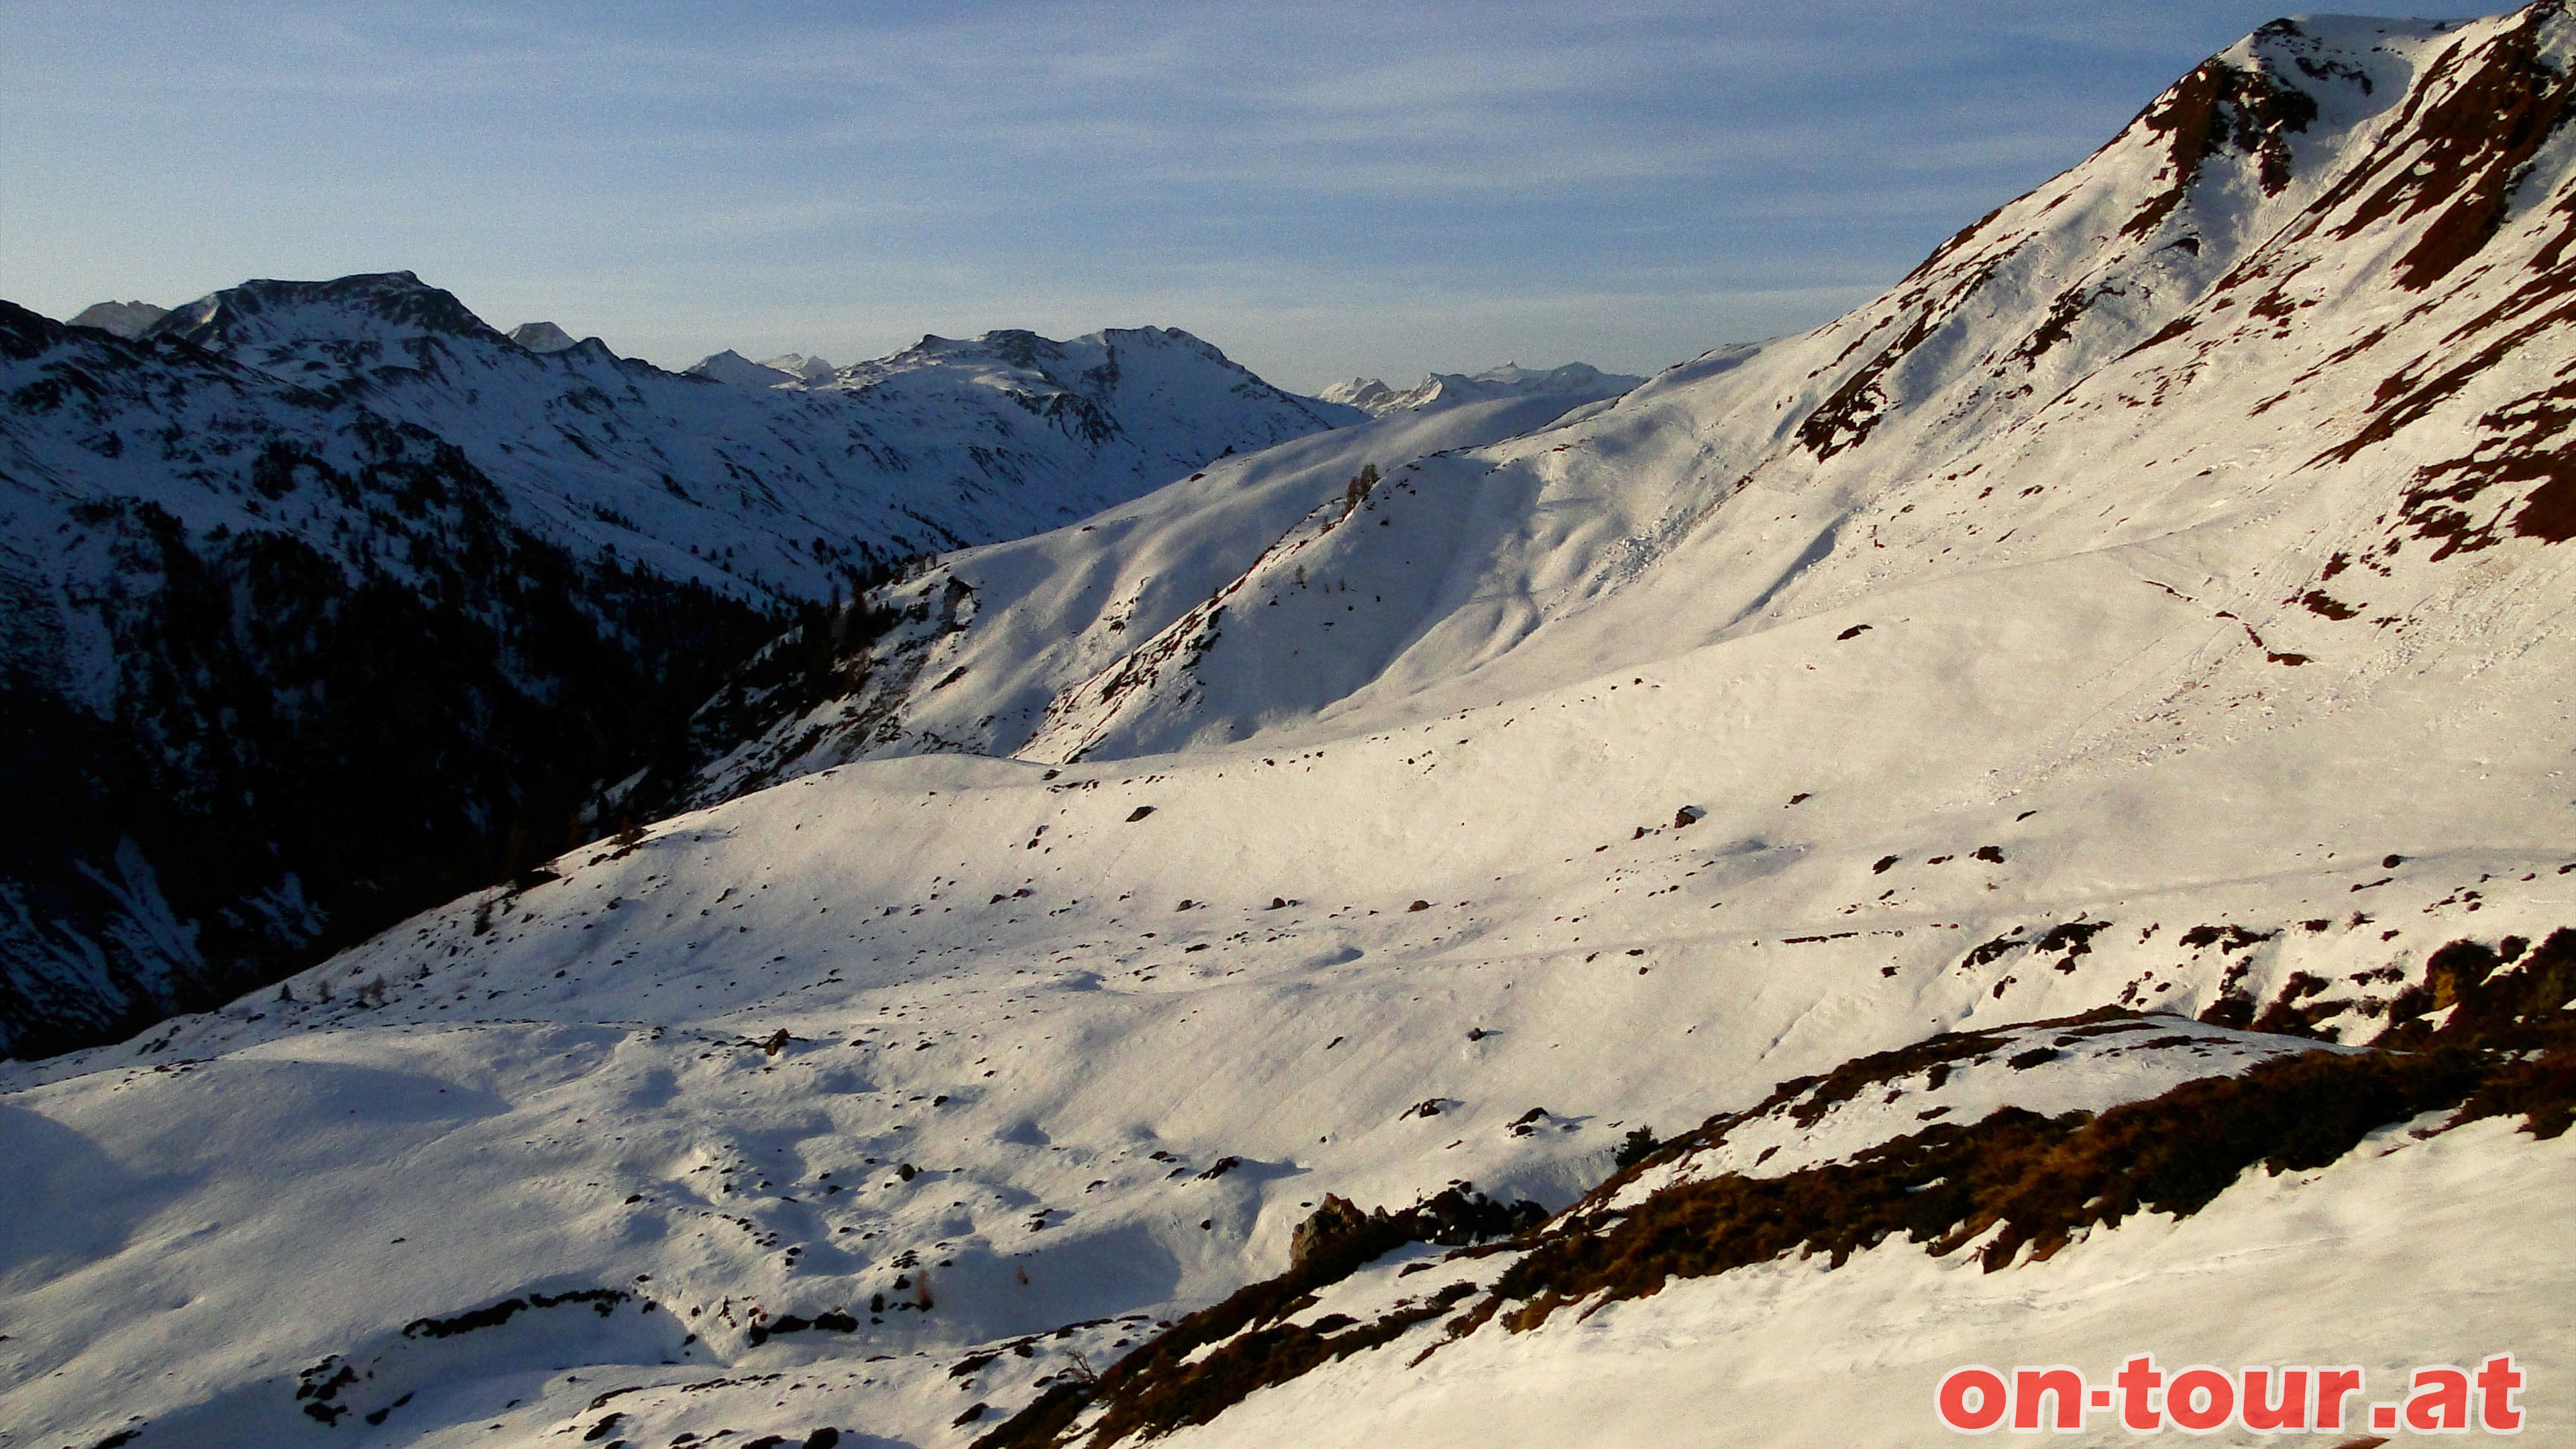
[685,347,802,386]
[1319,360,1642,416]
[506,319,582,353]
[143,270,514,380]
[66,299,170,337]
[690,350,843,386]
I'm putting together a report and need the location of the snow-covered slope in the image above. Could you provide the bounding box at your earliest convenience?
[1,684,2565,1448]
[6,8,2576,1449]
[676,388,1627,801]
[708,6,2576,780]
[1004,11,2576,765]
[0,278,1353,1057]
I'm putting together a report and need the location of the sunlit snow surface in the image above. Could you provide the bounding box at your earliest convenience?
[6,673,2567,1445]
[10,8,2576,1447]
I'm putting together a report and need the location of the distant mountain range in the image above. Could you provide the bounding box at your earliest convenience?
[683,348,840,386]
[0,276,1354,1055]
[1317,360,1642,416]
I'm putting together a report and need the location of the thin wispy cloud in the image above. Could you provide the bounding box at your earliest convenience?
[0,0,2512,386]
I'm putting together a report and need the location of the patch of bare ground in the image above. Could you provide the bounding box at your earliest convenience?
[986,933,2576,1445]
[968,1187,1540,1449]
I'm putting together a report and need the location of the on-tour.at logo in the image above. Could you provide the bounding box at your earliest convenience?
[1937,1353,2524,1434]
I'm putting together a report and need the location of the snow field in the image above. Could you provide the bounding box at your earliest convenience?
[11,10,2576,1446]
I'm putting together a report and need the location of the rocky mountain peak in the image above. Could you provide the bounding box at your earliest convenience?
[506,320,582,354]
[144,270,508,356]
[1320,360,1643,417]
[684,348,799,387]
[66,299,170,338]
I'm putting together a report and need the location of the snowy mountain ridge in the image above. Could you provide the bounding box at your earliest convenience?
[672,388,1635,802]
[6,7,2576,1449]
[1316,360,1641,417]
[684,352,841,388]
[924,8,2572,772]
[675,6,2576,784]
[121,273,1360,596]
[0,276,1355,1057]
[64,300,170,339]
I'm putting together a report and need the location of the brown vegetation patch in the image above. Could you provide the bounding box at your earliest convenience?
[402,1287,631,1340]
[970,1187,1540,1449]
[2010,284,2129,368]
[2033,920,2110,965]
[2118,53,2317,244]
[1466,931,2576,1344]
[2297,13,2576,559]
[1471,1043,2488,1339]
[2333,8,2576,291]
[1795,306,1943,461]
[2180,923,2275,953]
[2249,971,2346,1038]
[989,934,2576,1446]
[1962,929,2027,968]
[2396,374,2576,557]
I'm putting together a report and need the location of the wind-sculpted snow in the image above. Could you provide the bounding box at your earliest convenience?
[7,8,2576,1448]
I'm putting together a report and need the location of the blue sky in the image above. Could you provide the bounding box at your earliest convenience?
[0,2,2510,390]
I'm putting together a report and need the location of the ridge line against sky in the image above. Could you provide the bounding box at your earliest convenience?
[0,1,2512,390]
